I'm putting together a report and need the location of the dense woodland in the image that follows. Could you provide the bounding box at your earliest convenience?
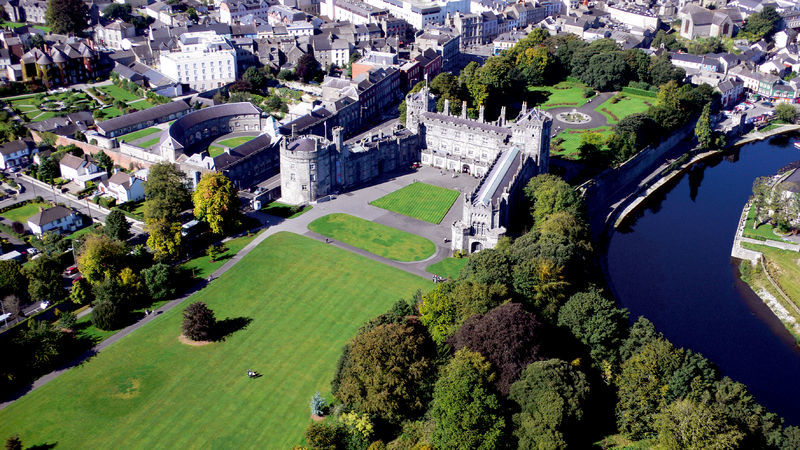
[306,174,800,449]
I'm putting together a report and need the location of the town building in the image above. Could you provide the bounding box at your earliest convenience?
[679,5,737,39]
[159,31,237,92]
[58,154,106,188]
[96,101,191,139]
[220,0,272,24]
[0,139,34,169]
[20,41,100,87]
[27,206,84,237]
[99,171,146,203]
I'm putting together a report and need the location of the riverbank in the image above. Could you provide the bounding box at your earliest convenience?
[730,123,800,147]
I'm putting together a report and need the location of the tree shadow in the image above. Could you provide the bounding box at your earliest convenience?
[214,317,252,342]
[27,443,58,449]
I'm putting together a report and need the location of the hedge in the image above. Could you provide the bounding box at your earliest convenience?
[621,87,658,98]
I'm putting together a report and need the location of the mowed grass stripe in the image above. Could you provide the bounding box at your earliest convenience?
[0,232,430,449]
[369,182,460,224]
[309,213,436,261]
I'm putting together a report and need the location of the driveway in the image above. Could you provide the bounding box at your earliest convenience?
[547,91,615,131]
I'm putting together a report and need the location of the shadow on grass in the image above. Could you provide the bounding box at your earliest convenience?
[27,442,58,449]
[214,317,252,342]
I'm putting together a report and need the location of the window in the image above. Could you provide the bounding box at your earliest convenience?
[290,173,296,181]
[302,184,307,190]
[310,174,316,181]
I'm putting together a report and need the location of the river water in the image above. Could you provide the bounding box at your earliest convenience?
[605,136,800,426]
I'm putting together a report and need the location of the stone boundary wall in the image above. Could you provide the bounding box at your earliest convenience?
[30,131,154,170]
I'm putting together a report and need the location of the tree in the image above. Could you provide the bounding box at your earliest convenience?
[5,435,22,450]
[69,277,93,305]
[2,295,20,321]
[459,247,513,286]
[45,0,89,35]
[242,66,268,92]
[619,316,663,361]
[146,219,182,260]
[24,255,66,302]
[305,422,345,449]
[431,349,506,449]
[775,103,798,124]
[576,131,609,166]
[448,303,544,395]
[310,392,326,416]
[38,156,60,183]
[192,173,240,235]
[186,7,198,21]
[91,298,124,331]
[77,233,128,284]
[512,257,569,321]
[296,53,321,83]
[28,34,45,50]
[206,243,227,262]
[334,322,436,425]
[95,151,113,174]
[695,103,713,149]
[743,6,780,40]
[57,310,77,330]
[0,260,27,300]
[419,280,510,344]
[142,263,175,300]
[182,302,216,341]
[104,209,131,241]
[580,52,628,91]
[654,399,744,449]
[102,3,131,21]
[523,174,583,226]
[144,162,190,222]
[509,359,591,448]
[558,288,629,368]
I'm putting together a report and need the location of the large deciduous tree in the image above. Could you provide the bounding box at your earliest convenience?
[77,233,128,284]
[45,0,89,35]
[557,288,629,368]
[334,322,436,425]
[694,103,713,149]
[523,174,583,226]
[104,209,131,241]
[509,359,591,448]
[448,303,544,395]
[654,399,744,449]
[182,301,216,341]
[192,173,240,235]
[144,162,190,223]
[146,218,182,260]
[23,255,66,302]
[775,103,798,124]
[0,260,27,300]
[142,263,175,300]
[431,349,507,449]
[419,280,510,344]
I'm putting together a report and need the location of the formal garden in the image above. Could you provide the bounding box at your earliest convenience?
[0,232,430,449]
[594,91,655,124]
[369,182,460,224]
[308,213,436,261]
[6,91,96,122]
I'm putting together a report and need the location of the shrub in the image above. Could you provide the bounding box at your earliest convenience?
[310,392,326,416]
[583,88,595,98]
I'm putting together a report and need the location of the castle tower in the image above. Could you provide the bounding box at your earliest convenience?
[404,85,434,134]
[279,136,333,205]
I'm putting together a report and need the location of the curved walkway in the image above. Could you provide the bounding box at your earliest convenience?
[548,91,615,132]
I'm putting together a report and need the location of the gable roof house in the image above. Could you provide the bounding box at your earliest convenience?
[99,171,145,203]
[0,139,34,169]
[27,205,84,237]
[679,5,735,40]
[58,153,106,188]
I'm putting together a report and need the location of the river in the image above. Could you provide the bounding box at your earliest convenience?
[605,135,800,426]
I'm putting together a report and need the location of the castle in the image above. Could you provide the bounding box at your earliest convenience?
[279,86,552,253]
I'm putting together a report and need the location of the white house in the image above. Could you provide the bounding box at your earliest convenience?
[27,206,84,237]
[0,139,34,169]
[59,153,106,187]
[99,171,145,203]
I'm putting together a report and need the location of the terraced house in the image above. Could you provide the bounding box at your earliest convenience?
[20,42,99,87]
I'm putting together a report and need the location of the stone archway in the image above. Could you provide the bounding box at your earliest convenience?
[471,241,483,253]
[462,164,471,174]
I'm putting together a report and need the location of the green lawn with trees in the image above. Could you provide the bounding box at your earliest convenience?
[426,257,468,280]
[552,127,613,159]
[98,85,140,103]
[308,213,436,262]
[0,202,51,223]
[369,182,460,224]
[528,79,591,109]
[744,204,784,242]
[217,136,257,148]
[0,232,430,449]
[594,93,653,124]
[119,127,161,143]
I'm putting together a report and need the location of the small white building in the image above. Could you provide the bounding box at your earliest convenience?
[27,206,84,237]
[99,171,146,203]
[59,154,106,188]
[0,139,34,169]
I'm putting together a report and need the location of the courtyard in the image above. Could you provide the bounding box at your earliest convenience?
[369,181,460,224]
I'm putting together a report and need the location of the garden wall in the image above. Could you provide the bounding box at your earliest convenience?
[30,131,154,170]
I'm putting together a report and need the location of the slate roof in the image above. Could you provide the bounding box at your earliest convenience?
[97,101,190,134]
[27,206,75,226]
[0,139,32,156]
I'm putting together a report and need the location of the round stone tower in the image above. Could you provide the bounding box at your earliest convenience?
[279,135,333,205]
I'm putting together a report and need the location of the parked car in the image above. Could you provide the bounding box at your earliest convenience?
[65,265,79,275]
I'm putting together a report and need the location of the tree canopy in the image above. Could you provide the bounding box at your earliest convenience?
[46,0,89,35]
[104,209,131,241]
[77,233,128,284]
[419,280,509,344]
[182,302,216,341]
[557,288,629,367]
[192,173,240,235]
[144,162,190,223]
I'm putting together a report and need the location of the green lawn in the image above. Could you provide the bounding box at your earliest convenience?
[529,80,590,109]
[99,106,124,119]
[552,127,613,159]
[138,137,162,148]
[181,232,261,280]
[0,232,430,449]
[208,145,225,157]
[67,223,101,240]
[369,182,460,224]
[261,201,312,219]
[119,127,161,143]
[595,94,653,124]
[426,257,468,280]
[309,213,436,262]
[129,99,156,110]
[744,205,785,242]
[742,242,800,312]
[0,201,50,223]
[217,136,257,148]
[0,21,26,28]
[99,85,140,102]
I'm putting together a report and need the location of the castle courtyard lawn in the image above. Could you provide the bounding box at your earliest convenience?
[208,145,225,157]
[129,99,156,110]
[0,232,430,449]
[309,213,436,261]
[426,257,468,280]
[0,201,51,223]
[138,137,162,148]
[217,136,257,148]
[594,93,653,124]
[119,127,161,143]
[370,182,459,224]
[528,80,590,109]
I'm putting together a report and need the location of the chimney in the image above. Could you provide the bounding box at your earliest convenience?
[478,104,484,122]
[462,101,467,119]
[443,98,450,115]
[521,101,527,114]
[291,123,296,138]
[499,106,506,126]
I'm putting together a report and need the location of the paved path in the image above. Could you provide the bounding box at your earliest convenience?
[0,166,478,410]
[548,92,615,132]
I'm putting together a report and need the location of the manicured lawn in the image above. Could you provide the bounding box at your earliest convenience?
[744,205,785,242]
[369,182,460,224]
[208,145,225,157]
[309,213,436,261]
[99,106,124,119]
[0,21,26,28]
[0,232,430,449]
[426,257,468,280]
[594,94,653,124]
[98,85,140,102]
[552,127,613,159]
[742,242,800,312]
[129,99,155,110]
[67,223,101,240]
[261,201,311,219]
[138,137,162,148]
[217,136,257,148]
[119,127,161,143]
[528,80,590,109]
[181,231,262,280]
[0,201,50,223]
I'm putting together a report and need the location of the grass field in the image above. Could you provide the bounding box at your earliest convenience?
[261,201,311,219]
[0,201,50,223]
[426,257,468,280]
[552,127,613,159]
[67,223,101,240]
[9,92,93,122]
[309,213,436,261]
[369,182,459,224]
[181,232,261,280]
[594,94,653,124]
[208,146,225,157]
[138,137,162,148]
[529,80,590,109]
[742,242,800,312]
[218,136,257,148]
[0,232,430,448]
[129,99,156,110]
[744,205,785,242]
[119,127,161,143]
[99,85,140,103]
[99,106,124,119]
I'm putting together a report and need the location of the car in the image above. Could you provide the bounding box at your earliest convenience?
[65,265,79,275]
[72,275,84,284]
